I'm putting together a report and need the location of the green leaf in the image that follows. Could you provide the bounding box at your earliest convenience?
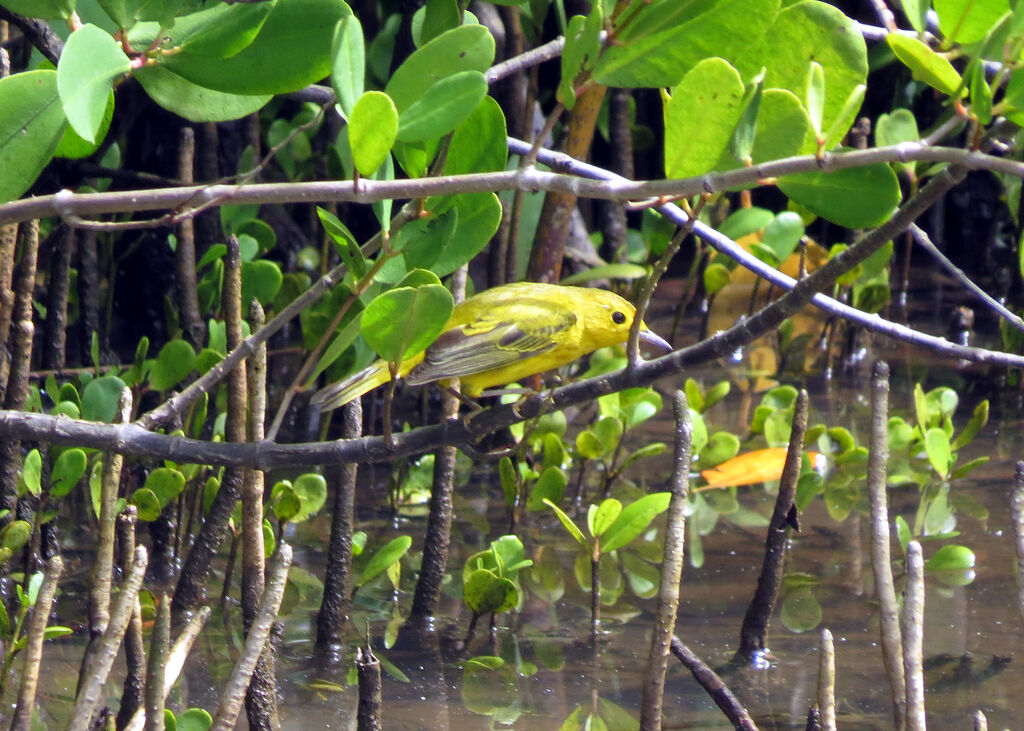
[729,70,764,164]
[558,5,602,109]
[703,262,732,296]
[718,89,815,171]
[763,1,867,142]
[594,0,777,88]
[271,481,301,522]
[778,162,901,228]
[163,0,353,96]
[135,66,270,123]
[700,431,741,468]
[360,284,454,363]
[461,656,516,715]
[20,449,42,497]
[951,400,988,451]
[498,457,518,509]
[288,473,328,523]
[57,25,130,143]
[924,427,951,478]
[50,448,87,499]
[142,467,186,508]
[131,488,163,522]
[348,91,398,177]
[2,0,75,18]
[396,71,487,142]
[589,499,622,538]
[463,568,518,614]
[935,0,1008,44]
[593,415,623,453]
[576,430,605,459]
[442,95,507,176]
[875,108,919,147]
[416,0,462,46]
[394,207,458,269]
[54,90,114,159]
[622,550,660,598]
[761,211,804,262]
[317,207,366,276]
[241,259,283,307]
[543,498,589,549]
[385,24,495,112]
[924,544,976,586]
[0,70,67,203]
[719,206,774,240]
[0,521,31,551]
[805,61,825,134]
[427,193,501,277]
[167,1,275,57]
[886,34,963,97]
[600,493,672,553]
[663,58,746,178]
[359,535,412,586]
[176,708,214,731]
[968,60,993,124]
[526,467,567,512]
[780,585,822,632]
[149,340,197,391]
[81,375,127,422]
[331,14,365,119]
[951,455,989,480]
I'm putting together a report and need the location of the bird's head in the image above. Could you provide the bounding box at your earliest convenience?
[575,287,673,354]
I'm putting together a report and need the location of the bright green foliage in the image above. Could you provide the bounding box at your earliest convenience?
[0,71,66,203]
[349,91,398,176]
[462,535,533,616]
[887,34,963,96]
[57,25,131,142]
[357,535,412,588]
[360,280,454,363]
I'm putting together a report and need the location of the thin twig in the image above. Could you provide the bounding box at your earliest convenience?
[316,400,362,655]
[1011,462,1024,622]
[125,607,212,731]
[115,506,146,730]
[902,541,926,731]
[356,644,383,731]
[910,224,1024,333]
[670,637,757,730]
[640,392,692,730]
[211,543,293,731]
[11,554,63,730]
[817,628,836,731]
[242,299,277,728]
[71,546,150,731]
[867,361,906,727]
[144,595,170,731]
[736,390,809,663]
[83,387,132,678]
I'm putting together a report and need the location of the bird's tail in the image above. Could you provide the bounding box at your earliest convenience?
[310,360,392,412]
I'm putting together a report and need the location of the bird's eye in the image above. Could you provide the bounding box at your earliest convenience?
[612,311,627,325]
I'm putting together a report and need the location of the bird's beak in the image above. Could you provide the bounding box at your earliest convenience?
[639,327,673,355]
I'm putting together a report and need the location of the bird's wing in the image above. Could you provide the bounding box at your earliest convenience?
[405,309,577,386]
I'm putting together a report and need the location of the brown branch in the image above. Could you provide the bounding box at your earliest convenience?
[670,637,757,730]
[2,144,1017,229]
[735,390,809,663]
[640,392,692,730]
[867,361,906,727]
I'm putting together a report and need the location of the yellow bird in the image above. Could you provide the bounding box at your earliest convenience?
[311,281,672,411]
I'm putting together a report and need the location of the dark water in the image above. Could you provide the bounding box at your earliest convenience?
[18,282,1024,729]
